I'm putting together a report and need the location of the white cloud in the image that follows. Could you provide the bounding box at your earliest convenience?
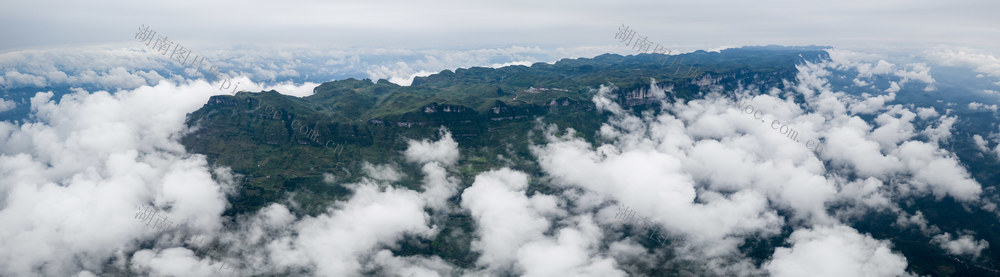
[893,63,935,89]
[2,44,994,276]
[368,250,454,277]
[533,110,786,246]
[920,115,957,144]
[996,144,1000,161]
[885,81,901,93]
[925,47,1000,79]
[0,46,594,92]
[853,60,896,78]
[968,102,999,112]
[916,107,939,120]
[2,70,47,88]
[264,181,435,276]
[0,81,234,276]
[870,105,916,150]
[490,61,534,68]
[827,50,937,92]
[764,225,908,277]
[973,135,990,152]
[460,168,626,276]
[0,81,471,276]
[75,67,151,89]
[404,127,460,166]
[823,120,904,177]
[361,162,403,182]
[836,177,892,212]
[894,211,939,235]
[461,168,554,270]
[516,215,627,277]
[129,248,230,277]
[240,131,464,276]
[528,57,985,272]
[932,233,989,257]
[261,81,321,97]
[405,129,461,211]
[895,141,981,201]
[848,93,895,114]
[367,66,434,86]
[0,98,14,112]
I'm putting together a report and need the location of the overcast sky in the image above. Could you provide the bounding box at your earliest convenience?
[2,0,998,53]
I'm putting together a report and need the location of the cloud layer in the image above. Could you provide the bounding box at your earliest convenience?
[0,47,996,276]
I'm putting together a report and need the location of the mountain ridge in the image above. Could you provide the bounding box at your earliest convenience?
[182,45,830,216]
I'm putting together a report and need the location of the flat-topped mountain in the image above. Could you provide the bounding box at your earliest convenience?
[181,46,829,216]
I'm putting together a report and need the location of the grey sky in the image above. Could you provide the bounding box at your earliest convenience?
[2,0,998,52]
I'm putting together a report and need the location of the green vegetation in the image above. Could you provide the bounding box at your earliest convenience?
[182,47,819,213]
[179,46,829,273]
[182,46,828,216]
